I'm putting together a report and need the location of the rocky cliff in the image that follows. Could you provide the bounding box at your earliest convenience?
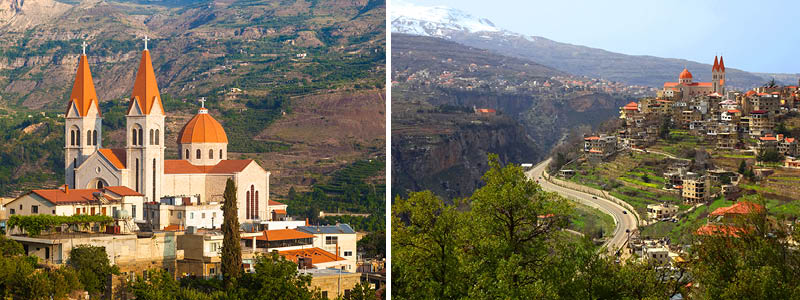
[392,105,541,199]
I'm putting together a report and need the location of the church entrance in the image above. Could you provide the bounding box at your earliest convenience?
[88,178,108,189]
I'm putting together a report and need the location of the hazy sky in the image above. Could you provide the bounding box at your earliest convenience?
[400,0,800,74]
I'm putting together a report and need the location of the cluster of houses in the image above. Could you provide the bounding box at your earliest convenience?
[632,201,766,267]
[578,58,800,203]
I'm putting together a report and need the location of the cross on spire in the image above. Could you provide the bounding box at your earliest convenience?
[143,35,150,51]
[199,97,206,108]
[81,41,87,55]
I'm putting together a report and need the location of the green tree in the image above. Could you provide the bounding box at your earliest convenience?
[221,178,242,288]
[236,252,321,300]
[688,197,800,298]
[641,174,651,183]
[392,190,466,299]
[463,154,572,298]
[738,160,747,174]
[345,282,377,300]
[67,245,119,297]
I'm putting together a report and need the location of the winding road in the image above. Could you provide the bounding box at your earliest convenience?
[525,158,638,255]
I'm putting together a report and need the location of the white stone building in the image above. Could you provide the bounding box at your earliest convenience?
[62,45,274,226]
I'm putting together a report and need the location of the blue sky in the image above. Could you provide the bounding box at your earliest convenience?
[402,0,800,74]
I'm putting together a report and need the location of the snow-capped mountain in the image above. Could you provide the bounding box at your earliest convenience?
[391,1,773,89]
[391,0,506,38]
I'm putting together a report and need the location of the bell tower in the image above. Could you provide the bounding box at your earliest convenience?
[65,42,102,189]
[126,36,165,202]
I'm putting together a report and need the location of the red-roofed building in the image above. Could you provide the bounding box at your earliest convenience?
[583,134,617,161]
[280,247,351,270]
[4,185,145,233]
[663,56,726,101]
[61,45,276,227]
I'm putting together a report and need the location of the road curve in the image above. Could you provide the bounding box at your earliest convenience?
[525,158,638,255]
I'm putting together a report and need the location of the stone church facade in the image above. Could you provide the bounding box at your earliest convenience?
[65,46,275,224]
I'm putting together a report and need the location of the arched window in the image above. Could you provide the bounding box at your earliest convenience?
[92,130,97,146]
[250,185,255,220]
[155,129,160,145]
[96,180,104,189]
[219,149,223,159]
[70,130,75,146]
[185,149,189,159]
[132,129,138,146]
[150,129,154,145]
[76,130,81,146]
[138,128,143,146]
[255,190,259,219]
[87,130,91,145]
[135,159,140,192]
[196,149,201,159]
[246,191,251,219]
[209,149,214,159]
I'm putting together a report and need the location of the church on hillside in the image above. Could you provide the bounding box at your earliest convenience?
[61,40,282,225]
[662,56,727,101]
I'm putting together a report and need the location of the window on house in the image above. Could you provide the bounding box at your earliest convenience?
[31,205,38,214]
[9,209,14,215]
[344,251,352,257]
[132,205,137,218]
[76,130,80,146]
[138,128,143,146]
[178,212,182,219]
[209,267,215,275]
[52,210,56,214]
[325,236,338,245]
[202,213,206,218]
[190,212,194,219]
[70,130,75,146]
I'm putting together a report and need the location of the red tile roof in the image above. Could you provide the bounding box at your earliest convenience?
[726,109,740,113]
[279,247,346,264]
[679,68,693,79]
[584,136,600,140]
[745,90,757,97]
[98,148,127,169]
[696,224,745,237]
[751,110,768,114]
[476,108,496,113]
[26,186,137,205]
[163,159,254,174]
[623,102,638,110]
[710,201,764,217]
[759,136,777,141]
[103,186,143,197]
[785,138,795,143]
[664,82,680,87]
[273,209,287,215]
[252,229,314,241]
[163,225,184,231]
[269,200,286,206]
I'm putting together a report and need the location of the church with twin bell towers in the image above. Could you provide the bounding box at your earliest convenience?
[64,38,280,225]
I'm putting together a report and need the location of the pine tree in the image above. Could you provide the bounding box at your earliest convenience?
[221,178,242,288]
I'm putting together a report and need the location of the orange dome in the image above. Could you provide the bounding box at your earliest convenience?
[679,68,693,79]
[178,109,228,144]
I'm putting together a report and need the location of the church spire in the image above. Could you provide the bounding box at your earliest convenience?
[718,55,725,72]
[712,56,719,71]
[68,44,101,117]
[129,37,163,115]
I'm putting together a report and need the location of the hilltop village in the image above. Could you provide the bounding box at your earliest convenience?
[0,45,381,298]
[556,56,800,265]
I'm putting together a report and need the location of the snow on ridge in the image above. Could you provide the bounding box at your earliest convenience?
[391,0,501,35]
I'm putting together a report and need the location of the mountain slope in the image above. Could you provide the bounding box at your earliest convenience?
[391,1,792,89]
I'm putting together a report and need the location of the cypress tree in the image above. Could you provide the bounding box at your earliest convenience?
[221,178,242,287]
